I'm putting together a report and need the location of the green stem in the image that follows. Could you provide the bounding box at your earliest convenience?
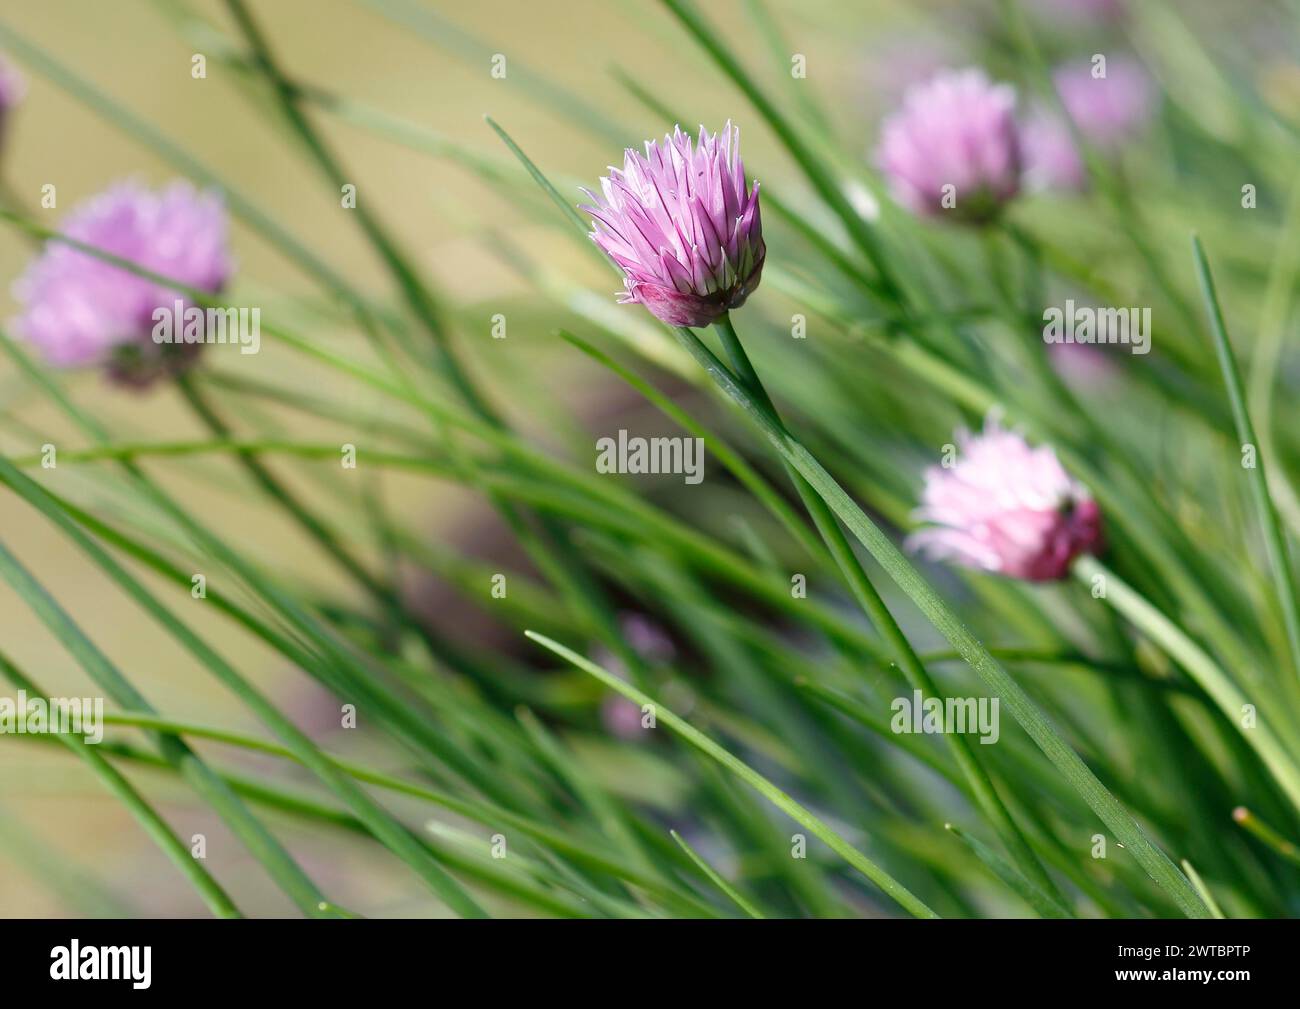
[1232,806,1300,867]
[1075,554,1300,816]
[526,631,940,918]
[1191,234,1300,686]
[0,653,242,919]
[85,710,717,916]
[0,457,489,919]
[0,537,338,918]
[175,374,394,607]
[670,829,767,919]
[663,321,1208,917]
[713,313,1068,912]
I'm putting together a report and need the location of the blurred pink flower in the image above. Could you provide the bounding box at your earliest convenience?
[877,69,1022,223]
[1054,56,1155,150]
[908,415,1102,581]
[581,122,764,328]
[1021,108,1087,193]
[11,180,231,385]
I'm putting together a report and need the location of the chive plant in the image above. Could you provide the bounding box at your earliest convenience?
[0,0,1297,920]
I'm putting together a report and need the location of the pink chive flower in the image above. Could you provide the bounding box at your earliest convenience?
[1021,109,1087,193]
[876,69,1022,223]
[580,122,764,329]
[11,180,231,386]
[0,53,25,152]
[1054,56,1155,151]
[908,416,1102,582]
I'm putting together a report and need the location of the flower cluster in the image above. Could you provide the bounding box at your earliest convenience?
[878,55,1155,212]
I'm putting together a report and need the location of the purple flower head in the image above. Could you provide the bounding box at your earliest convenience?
[877,69,1022,223]
[1021,108,1087,193]
[908,415,1102,582]
[11,179,231,386]
[1054,56,1155,150]
[0,52,27,151]
[581,122,765,329]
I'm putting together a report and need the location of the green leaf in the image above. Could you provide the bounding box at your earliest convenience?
[670,829,767,919]
[0,456,488,918]
[944,823,1072,919]
[0,536,338,917]
[524,630,941,918]
[1192,234,1300,685]
[0,653,242,918]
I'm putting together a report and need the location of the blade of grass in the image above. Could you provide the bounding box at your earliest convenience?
[943,823,1071,919]
[1075,554,1300,815]
[1180,859,1227,919]
[83,710,717,915]
[0,653,242,918]
[714,311,1068,911]
[0,538,338,917]
[670,829,767,919]
[1191,234,1300,686]
[0,456,489,918]
[524,630,940,918]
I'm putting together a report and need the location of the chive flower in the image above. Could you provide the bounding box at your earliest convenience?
[1054,56,1155,151]
[908,416,1102,581]
[580,122,765,328]
[876,68,1022,223]
[11,180,231,386]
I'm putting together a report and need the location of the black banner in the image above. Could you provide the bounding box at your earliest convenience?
[0,919,1287,995]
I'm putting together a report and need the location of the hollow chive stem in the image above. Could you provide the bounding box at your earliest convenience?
[712,312,1068,912]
